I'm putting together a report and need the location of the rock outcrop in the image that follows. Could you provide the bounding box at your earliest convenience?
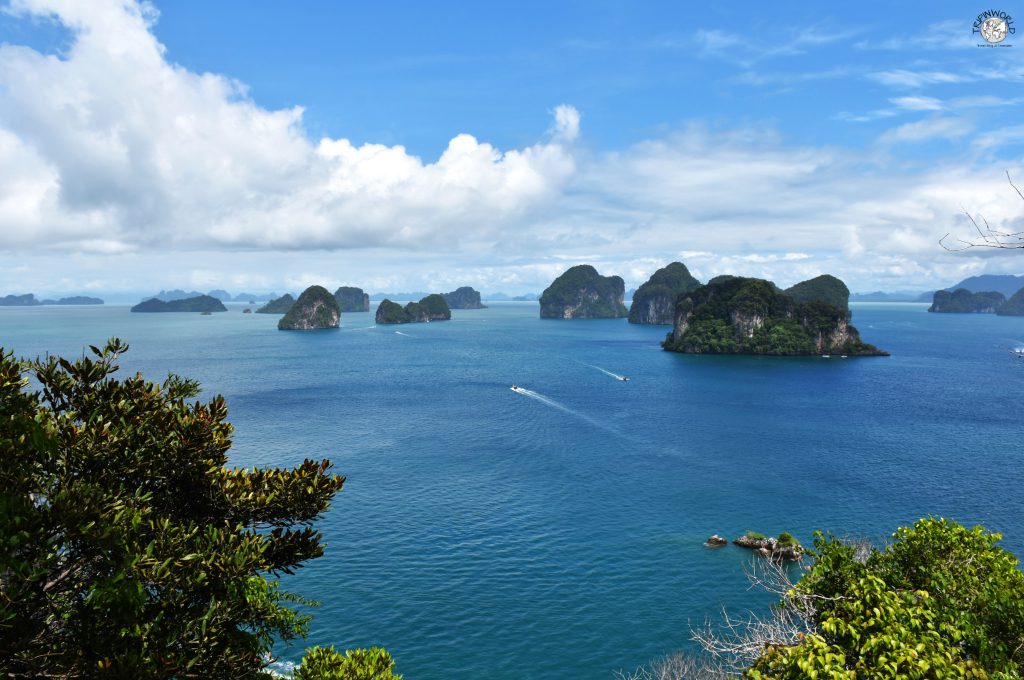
[996,287,1024,316]
[375,294,451,324]
[539,265,628,319]
[278,286,340,330]
[334,286,370,312]
[663,276,887,356]
[255,294,295,314]
[628,262,700,325]
[785,274,850,312]
[705,535,728,547]
[929,288,1006,313]
[131,295,227,313]
[733,533,803,560]
[442,286,486,309]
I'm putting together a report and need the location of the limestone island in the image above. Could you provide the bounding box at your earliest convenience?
[442,286,486,309]
[375,294,451,324]
[334,286,370,312]
[278,286,339,330]
[131,295,227,313]
[996,287,1024,316]
[662,275,887,356]
[929,288,1005,314]
[733,531,804,561]
[628,262,700,325]
[255,294,295,314]
[0,294,104,306]
[539,265,628,319]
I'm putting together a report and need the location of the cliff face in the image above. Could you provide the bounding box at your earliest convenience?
[929,288,1005,313]
[131,295,227,313]
[278,286,340,330]
[375,294,451,324]
[539,265,628,319]
[334,286,370,312]
[442,287,486,309]
[628,262,700,325]
[664,276,886,356]
[255,294,295,314]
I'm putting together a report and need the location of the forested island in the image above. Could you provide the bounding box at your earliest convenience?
[928,288,1006,313]
[255,294,295,314]
[375,294,452,324]
[130,295,227,313]
[628,261,700,324]
[0,293,103,306]
[334,286,369,312]
[278,286,340,330]
[663,275,887,356]
[442,286,486,309]
[539,265,628,319]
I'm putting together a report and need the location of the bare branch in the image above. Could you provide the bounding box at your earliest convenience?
[942,173,1024,250]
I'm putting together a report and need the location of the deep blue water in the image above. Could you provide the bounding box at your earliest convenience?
[3,302,1024,678]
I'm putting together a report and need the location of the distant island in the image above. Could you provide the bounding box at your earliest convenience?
[375,294,451,324]
[255,294,295,314]
[0,293,103,306]
[334,286,370,312]
[628,262,700,325]
[442,287,486,309]
[662,275,887,356]
[131,295,227,313]
[483,292,539,302]
[997,287,1024,316]
[928,289,1006,314]
[539,265,628,319]
[278,286,340,330]
[146,289,276,302]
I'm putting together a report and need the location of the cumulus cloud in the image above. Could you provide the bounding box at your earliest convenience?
[0,0,576,253]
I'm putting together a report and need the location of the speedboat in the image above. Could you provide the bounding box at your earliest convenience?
[618,376,630,382]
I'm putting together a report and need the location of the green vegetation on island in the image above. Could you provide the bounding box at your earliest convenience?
[255,293,295,314]
[662,276,886,356]
[784,274,849,311]
[539,264,628,319]
[997,286,1024,316]
[628,261,701,325]
[278,285,340,330]
[375,294,452,324]
[0,340,401,678]
[334,286,370,312]
[130,295,227,313]
[928,288,1006,313]
[442,286,486,309]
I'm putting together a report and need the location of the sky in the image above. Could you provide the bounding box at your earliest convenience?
[2,0,1024,298]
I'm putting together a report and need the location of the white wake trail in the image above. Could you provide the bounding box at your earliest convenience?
[577,360,629,381]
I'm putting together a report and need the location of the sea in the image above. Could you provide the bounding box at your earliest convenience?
[3,301,1024,678]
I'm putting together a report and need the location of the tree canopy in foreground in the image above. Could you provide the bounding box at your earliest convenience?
[0,339,399,678]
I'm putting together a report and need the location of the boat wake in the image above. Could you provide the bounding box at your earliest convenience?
[395,331,411,337]
[510,385,619,434]
[577,361,630,381]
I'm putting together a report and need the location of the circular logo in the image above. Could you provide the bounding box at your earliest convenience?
[981,16,1010,43]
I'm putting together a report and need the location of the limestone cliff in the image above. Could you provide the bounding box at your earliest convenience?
[663,276,886,356]
[929,288,1005,313]
[539,265,628,319]
[442,286,486,309]
[628,262,700,325]
[375,294,451,324]
[278,286,340,330]
[334,286,370,312]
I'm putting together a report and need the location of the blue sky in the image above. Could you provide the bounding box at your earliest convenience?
[1,0,1023,297]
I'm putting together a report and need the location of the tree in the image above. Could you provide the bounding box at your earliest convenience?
[941,172,1024,251]
[0,339,394,678]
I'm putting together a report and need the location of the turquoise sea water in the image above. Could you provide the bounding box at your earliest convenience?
[3,302,1024,678]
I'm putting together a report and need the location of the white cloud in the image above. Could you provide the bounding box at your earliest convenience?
[890,96,944,111]
[876,117,972,144]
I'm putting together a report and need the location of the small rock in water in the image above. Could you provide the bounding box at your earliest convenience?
[705,534,727,547]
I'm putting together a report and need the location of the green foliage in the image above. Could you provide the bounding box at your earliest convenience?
[415,294,451,320]
[442,286,485,309]
[776,532,798,547]
[295,646,402,680]
[784,274,850,311]
[279,286,341,330]
[257,293,296,314]
[539,264,628,318]
[334,287,369,313]
[750,518,1024,678]
[628,262,700,324]
[0,339,348,678]
[131,295,228,313]
[745,530,767,540]
[929,288,1006,314]
[996,286,1024,316]
[375,299,410,324]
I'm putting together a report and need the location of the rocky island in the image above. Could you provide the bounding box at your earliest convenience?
[539,265,628,319]
[662,275,887,356]
[929,288,1006,313]
[996,287,1024,316]
[278,286,340,330]
[628,262,700,324]
[375,294,451,324]
[255,294,295,314]
[442,286,486,309]
[131,295,227,313]
[334,286,370,312]
[0,293,104,306]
